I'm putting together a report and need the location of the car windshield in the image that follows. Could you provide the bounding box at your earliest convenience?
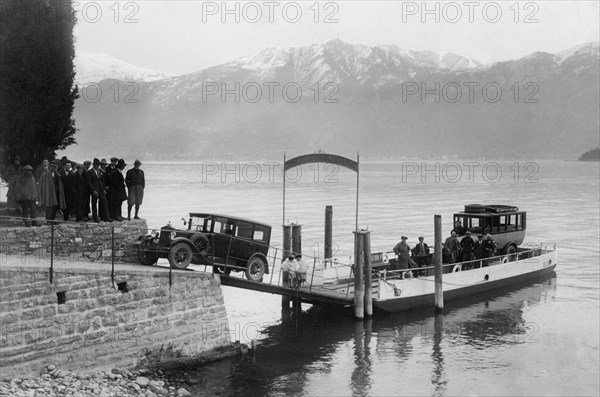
[189,216,211,232]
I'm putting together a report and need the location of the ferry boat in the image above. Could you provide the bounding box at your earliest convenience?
[370,205,558,312]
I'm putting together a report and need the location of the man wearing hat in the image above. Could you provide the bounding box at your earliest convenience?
[411,236,431,271]
[107,159,128,221]
[89,158,111,222]
[394,236,415,270]
[37,162,66,223]
[82,160,93,220]
[444,230,461,264]
[125,159,145,220]
[104,157,118,217]
[15,165,39,226]
[72,163,87,221]
[460,230,476,267]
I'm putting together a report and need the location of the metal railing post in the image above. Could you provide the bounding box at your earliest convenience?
[309,257,316,293]
[270,248,277,284]
[49,223,54,283]
[111,226,115,287]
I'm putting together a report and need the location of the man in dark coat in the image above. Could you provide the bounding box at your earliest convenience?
[72,164,87,222]
[104,157,118,218]
[15,165,39,226]
[82,160,93,220]
[125,159,145,220]
[59,162,76,221]
[444,231,461,264]
[37,163,66,223]
[89,158,112,222]
[111,159,128,221]
[482,234,497,266]
[460,231,476,261]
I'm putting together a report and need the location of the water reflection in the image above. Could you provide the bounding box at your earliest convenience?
[181,272,557,396]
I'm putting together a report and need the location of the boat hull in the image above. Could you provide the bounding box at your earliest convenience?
[373,250,557,313]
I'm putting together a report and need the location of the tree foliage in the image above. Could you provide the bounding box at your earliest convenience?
[0,0,78,178]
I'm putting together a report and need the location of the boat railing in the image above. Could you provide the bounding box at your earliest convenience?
[374,244,554,281]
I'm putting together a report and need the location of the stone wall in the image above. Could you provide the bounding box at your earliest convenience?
[0,263,231,380]
[0,219,148,263]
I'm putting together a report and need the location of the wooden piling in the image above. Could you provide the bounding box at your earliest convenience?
[282,224,293,308]
[362,231,373,317]
[434,215,444,313]
[325,206,333,265]
[282,224,292,259]
[353,231,365,319]
[291,224,302,256]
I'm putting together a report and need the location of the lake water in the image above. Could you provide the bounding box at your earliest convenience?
[140,159,599,396]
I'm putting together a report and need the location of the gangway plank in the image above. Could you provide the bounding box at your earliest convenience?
[218,275,354,307]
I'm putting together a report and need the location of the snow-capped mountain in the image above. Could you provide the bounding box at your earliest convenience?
[74,52,174,85]
[70,40,599,161]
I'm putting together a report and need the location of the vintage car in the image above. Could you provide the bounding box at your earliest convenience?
[136,213,271,281]
[453,204,526,259]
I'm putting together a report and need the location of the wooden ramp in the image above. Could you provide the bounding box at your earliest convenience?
[218,275,354,307]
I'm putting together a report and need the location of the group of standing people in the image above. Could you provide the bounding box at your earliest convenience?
[3,155,145,226]
[443,230,497,267]
[392,228,498,276]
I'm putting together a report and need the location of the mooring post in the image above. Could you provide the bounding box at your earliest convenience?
[434,215,444,313]
[325,205,333,267]
[282,224,293,308]
[362,231,373,317]
[353,231,365,319]
[282,224,292,259]
[291,224,302,256]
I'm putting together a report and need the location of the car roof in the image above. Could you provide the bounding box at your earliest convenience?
[456,211,525,217]
[189,213,271,229]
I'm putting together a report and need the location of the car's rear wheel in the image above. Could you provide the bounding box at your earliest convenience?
[506,244,518,262]
[169,243,193,270]
[137,238,158,266]
[245,256,266,282]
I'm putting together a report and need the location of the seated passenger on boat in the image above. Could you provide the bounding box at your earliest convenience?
[453,220,465,235]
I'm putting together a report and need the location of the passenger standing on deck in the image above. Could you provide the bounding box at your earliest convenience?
[444,231,461,263]
[460,231,476,261]
[394,236,413,269]
[411,236,430,276]
[125,159,145,220]
[482,234,497,266]
[15,165,39,227]
[474,234,484,268]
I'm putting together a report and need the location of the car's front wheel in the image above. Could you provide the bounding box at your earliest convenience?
[169,242,193,270]
[137,238,158,266]
[245,256,266,282]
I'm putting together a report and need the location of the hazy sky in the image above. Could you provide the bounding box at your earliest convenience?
[73,0,600,74]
